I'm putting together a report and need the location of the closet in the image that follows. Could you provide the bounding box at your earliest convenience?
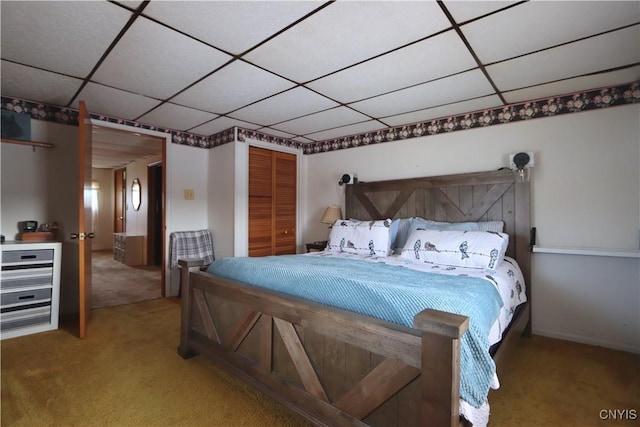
[248,146,296,257]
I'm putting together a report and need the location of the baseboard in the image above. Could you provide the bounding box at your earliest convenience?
[533,328,640,355]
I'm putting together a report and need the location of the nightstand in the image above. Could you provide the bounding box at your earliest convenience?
[306,241,327,252]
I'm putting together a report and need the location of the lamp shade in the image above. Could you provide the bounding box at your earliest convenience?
[320,205,342,225]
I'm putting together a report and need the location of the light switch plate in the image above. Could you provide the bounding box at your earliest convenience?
[184,189,195,200]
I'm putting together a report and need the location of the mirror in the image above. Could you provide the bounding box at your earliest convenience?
[131,178,141,211]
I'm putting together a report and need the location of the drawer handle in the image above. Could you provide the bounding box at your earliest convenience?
[20,255,37,259]
[18,295,35,300]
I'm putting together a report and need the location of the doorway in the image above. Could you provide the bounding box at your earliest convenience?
[89,123,166,308]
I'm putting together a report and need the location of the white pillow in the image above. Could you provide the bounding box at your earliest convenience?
[326,219,393,256]
[477,220,504,233]
[400,229,509,270]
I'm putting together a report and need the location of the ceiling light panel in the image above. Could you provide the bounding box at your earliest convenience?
[0,62,83,106]
[308,30,477,104]
[0,1,132,77]
[462,1,640,64]
[143,1,324,55]
[172,61,295,114]
[92,17,232,100]
[487,26,640,92]
[244,1,451,83]
[350,69,495,118]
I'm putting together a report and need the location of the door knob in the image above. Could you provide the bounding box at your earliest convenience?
[70,232,95,240]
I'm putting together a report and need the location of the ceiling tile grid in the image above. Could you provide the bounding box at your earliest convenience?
[1,0,639,167]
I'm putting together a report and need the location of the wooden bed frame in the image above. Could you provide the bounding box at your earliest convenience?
[178,169,531,427]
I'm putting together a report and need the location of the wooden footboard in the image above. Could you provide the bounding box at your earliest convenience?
[178,260,480,427]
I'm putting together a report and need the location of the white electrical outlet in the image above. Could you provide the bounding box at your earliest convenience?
[509,152,535,169]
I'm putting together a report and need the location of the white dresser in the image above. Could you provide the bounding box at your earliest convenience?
[0,241,62,339]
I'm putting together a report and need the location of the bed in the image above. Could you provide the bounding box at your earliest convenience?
[178,169,532,427]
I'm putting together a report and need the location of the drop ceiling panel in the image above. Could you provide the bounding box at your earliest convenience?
[72,83,162,120]
[229,87,339,125]
[92,17,232,100]
[462,1,640,64]
[244,1,451,82]
[444,1,519,23]
[305,120,386,142]
[307,30,477,104]
[143,1,325,55]
[351,70,494,118]
[487,26,640,92]
[0,62,83,106]
[1,1,637,151]
[0,1,131,77]
[382,95,503,127]
[503,67,640,104]
[272,107,372,136]
[172,61,295,113]
[138,103,218,132]
[190,116,259,137]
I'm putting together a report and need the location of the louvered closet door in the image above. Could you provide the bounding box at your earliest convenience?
[273,151,296,255]
[248,147,297,257]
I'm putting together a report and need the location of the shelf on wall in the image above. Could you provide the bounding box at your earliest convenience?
[1,137,53,149]
[533,246,640,259]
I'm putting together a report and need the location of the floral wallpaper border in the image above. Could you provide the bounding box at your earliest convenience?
[2,81,638,155]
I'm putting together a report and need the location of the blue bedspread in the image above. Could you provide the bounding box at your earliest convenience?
[206,254,502,408]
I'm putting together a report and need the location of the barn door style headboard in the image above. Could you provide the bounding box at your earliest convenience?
[345,169,531,286]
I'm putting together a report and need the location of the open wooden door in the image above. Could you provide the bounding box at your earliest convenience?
[76,100,93,338]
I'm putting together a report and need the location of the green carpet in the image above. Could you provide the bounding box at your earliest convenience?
[1,298,308,427]
[2,298,638,426]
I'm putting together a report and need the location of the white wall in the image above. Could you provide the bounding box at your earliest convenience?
[91,168,114,251]
[208,141,237,259]
[165,142,210,296]
[1,120,80,314]
[0,143,49,240]
[304,105,640,353]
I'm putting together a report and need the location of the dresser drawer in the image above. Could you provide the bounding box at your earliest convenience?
[2,249,54,264]
[1,304,52,331]
[1,288,52,307]
[0,274,52,290]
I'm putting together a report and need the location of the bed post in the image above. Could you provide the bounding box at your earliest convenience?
[177,259,204,359]
[414,308,469,427]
